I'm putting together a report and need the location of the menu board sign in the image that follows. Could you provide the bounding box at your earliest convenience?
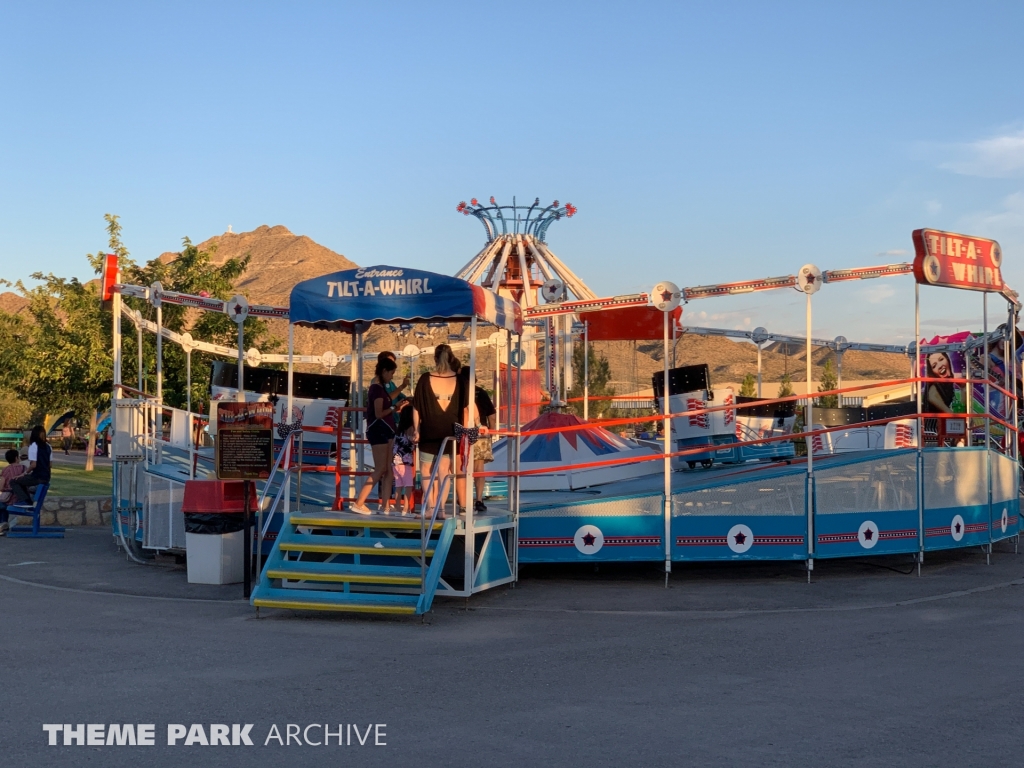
[216,401,274,480]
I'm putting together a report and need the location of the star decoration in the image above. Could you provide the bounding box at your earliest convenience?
[660,290,674,302]
[954,522,962,534]
[803,272,818,284]
[582,532,596,547]
[862,528,874,541]
[234,303,244,316]
[733,531,747,545]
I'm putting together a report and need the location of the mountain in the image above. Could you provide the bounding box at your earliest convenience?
[0,292,29,316]
[160,225,357,307]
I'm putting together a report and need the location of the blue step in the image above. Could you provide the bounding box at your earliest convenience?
[252,586,418,615]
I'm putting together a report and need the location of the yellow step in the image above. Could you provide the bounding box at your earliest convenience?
[252,598,416,615]
[265,568,421,586]
[292,512,441,531]
[279,540,433,557]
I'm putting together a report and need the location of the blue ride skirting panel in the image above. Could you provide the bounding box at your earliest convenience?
[923,504,991,551]
[990,498,1020,543]
[519,493,663,563]
[672,515,806,561]
[814,510,919,558]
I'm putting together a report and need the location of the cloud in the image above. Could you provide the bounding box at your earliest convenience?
[875,248,908,257]
[938,129,1024,178]
[925,200,942,215]
[861,284,896,305]
[958,191,1024,234]
[979,191,1024,228]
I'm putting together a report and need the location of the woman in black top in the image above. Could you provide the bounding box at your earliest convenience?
[412,344,466,514]
[351,358,398,515]
[11,425,52,504]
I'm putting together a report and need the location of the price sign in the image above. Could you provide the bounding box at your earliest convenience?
[216,401,274,480]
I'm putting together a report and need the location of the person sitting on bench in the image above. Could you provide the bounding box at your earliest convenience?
[10,426,51,505]
[0,448,27,535]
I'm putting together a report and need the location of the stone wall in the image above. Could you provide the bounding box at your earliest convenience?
[8,496,113,527]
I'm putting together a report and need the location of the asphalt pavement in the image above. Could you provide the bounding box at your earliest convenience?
[1,528,1023,767]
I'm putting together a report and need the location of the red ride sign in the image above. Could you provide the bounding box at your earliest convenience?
[912,229,1003,292]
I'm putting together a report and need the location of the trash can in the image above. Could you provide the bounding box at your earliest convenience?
[182,480,247,585]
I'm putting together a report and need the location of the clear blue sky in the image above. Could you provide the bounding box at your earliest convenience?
[2,1,1023,343]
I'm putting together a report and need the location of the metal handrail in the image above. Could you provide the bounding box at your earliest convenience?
[420,436,457,591]
[257,429,298,512]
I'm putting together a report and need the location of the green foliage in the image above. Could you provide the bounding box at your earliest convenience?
[0,215,273,435]
[817,358,839,408]
[566,343,616,419]
[16,273,113,424]
[778,373,794,398]
[0,390,33,428]
[0,309,30,392]
[86,213,135,275]
[739,373,756,398]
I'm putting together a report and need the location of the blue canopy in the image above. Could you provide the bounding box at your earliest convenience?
[289,265,522,334]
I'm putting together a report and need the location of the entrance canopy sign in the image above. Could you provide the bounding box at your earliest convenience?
[912,229,1003,292]
[289,265,523,334]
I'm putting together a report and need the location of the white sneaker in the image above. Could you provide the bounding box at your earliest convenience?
[350,504,373,516]
[0,521,8,536]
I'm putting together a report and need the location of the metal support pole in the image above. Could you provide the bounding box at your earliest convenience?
[236,321,244,401]
[156,303,163,405]
[112,276,122,395]
[663,309,672,586]
[186,350,192,416]
[985,293,993,563]
[554,315,562,405]
[286,323,294,515]
[916,283,924,576]
[136,316,143,393]
[514,333,522,580]
[757,344,762,398]
[186,349,194,479]
[155,302,163,462]
[583,320,589,421]
[806,291,814,580]
[243,480,252,599]
[466,317,477,590]
[494,335,501,433]
[356,331,364,478]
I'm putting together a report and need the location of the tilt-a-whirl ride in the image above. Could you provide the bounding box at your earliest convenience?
[91,199,1020,615]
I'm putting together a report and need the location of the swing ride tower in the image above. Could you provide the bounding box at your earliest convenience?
[455,197,593,401]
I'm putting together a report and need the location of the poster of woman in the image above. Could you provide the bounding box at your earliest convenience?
[920,335,968,415]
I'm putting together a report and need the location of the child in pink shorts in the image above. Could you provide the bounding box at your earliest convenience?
[392,406,416,514]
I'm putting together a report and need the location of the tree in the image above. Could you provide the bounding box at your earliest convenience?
[778,373,794,398]
[90,216,274,412]
[0,307,32,428]
[566,342,615,420]
[817,358,839,408]
[739,373,756,398]
[17,273,113,470]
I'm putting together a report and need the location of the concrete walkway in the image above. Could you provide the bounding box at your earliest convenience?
[2,529,1022,766]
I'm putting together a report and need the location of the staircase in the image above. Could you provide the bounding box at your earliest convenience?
[251,512,455,616]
